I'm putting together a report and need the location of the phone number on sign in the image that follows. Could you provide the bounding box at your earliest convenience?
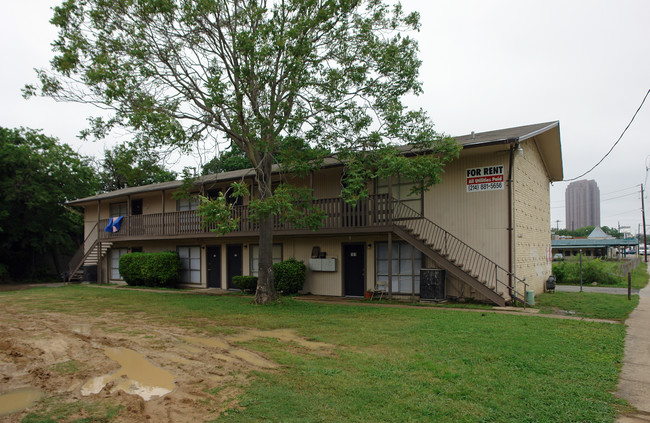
[467,182,504,192]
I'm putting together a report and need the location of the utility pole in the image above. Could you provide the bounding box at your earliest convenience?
[555,220,560,232]
[640,185,647,261]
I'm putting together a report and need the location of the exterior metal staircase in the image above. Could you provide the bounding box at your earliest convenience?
[66,223,112,282]
[390,200,529,307]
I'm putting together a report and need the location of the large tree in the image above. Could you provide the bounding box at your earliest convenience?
[26,0,460,303]
[0,127,100,279]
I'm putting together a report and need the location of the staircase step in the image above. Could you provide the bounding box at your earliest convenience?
[394,217,515,307]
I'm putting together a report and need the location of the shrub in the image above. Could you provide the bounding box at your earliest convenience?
[273,258,306,295]
[232,275,258,292]
[582,259,619,285]
[552,258,619,285]
[119,251,181,287]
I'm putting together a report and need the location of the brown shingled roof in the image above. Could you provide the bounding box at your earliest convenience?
[68,121,562,205]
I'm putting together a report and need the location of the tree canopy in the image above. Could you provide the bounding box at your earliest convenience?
[27,0,461,303]
[202,142,252,175]
[99,143,177,191]
[0,127,100,280]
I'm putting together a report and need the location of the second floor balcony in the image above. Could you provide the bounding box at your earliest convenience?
[97,194,398,241]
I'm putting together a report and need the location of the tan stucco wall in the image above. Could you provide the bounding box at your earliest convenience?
[312,167,343,198]
[423,146,511,270]
[514,139,552,294]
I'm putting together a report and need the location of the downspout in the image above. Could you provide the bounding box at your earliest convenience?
[507,141,517,297]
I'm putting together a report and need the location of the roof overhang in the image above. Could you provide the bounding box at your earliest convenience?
[458,121,563,181]
[68,121,565,206]
[552,239,639,248]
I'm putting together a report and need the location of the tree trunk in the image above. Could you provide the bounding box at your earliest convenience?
[254,157,279,304]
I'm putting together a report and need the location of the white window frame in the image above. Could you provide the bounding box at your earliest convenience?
[177,196,200,211]
[178,246,201,284]
[110,202,128,217]
[377,177,423,213]
[250,244,283,276]
[375,242,422,294]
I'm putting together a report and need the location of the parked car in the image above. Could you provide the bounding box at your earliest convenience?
[553,253,563,261]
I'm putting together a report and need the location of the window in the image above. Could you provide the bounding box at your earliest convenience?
[377,177,422,212]
[177,197,200,211]
[376,242,422,294]
[250,244,283,276]
[178,246,201,284]
[110,202,127,217]
[111,248,129,280]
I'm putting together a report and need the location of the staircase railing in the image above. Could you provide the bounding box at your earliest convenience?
[390,199,530,306]
[66,223,98,281]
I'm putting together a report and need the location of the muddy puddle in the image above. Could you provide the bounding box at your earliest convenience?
[81,347,175,401]
[0,388,42,416]
[0,306,334,422]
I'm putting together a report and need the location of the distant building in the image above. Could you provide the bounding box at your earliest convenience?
[552,226,637,258]
[565,179,600,230]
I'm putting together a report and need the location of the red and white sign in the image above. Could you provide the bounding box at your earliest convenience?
[466,165,505,192]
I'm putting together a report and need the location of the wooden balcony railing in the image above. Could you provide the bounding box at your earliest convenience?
[98,194,393,240]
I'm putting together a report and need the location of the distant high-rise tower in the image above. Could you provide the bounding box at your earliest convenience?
[565,179,600,230]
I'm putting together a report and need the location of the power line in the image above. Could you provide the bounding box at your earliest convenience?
[602,208,640,219]
[564,88,650,182]
[600,184,640,197]
[601,192,638,202]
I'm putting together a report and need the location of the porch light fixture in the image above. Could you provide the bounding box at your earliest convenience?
[516,143,523,156]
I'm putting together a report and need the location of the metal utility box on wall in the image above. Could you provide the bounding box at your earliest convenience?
[308,258,337,272]
[420,268,446,300]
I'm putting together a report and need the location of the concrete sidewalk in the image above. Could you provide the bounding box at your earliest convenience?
[617,272,650,422]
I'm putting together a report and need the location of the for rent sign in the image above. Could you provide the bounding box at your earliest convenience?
[466,165,505,192]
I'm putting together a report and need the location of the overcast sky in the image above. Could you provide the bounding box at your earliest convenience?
[2,0,650,234]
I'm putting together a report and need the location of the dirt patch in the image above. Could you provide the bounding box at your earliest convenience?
[0,307,332,422]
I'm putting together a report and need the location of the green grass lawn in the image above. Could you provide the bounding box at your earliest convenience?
[536,291,639,321]
[0,285,631,422]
